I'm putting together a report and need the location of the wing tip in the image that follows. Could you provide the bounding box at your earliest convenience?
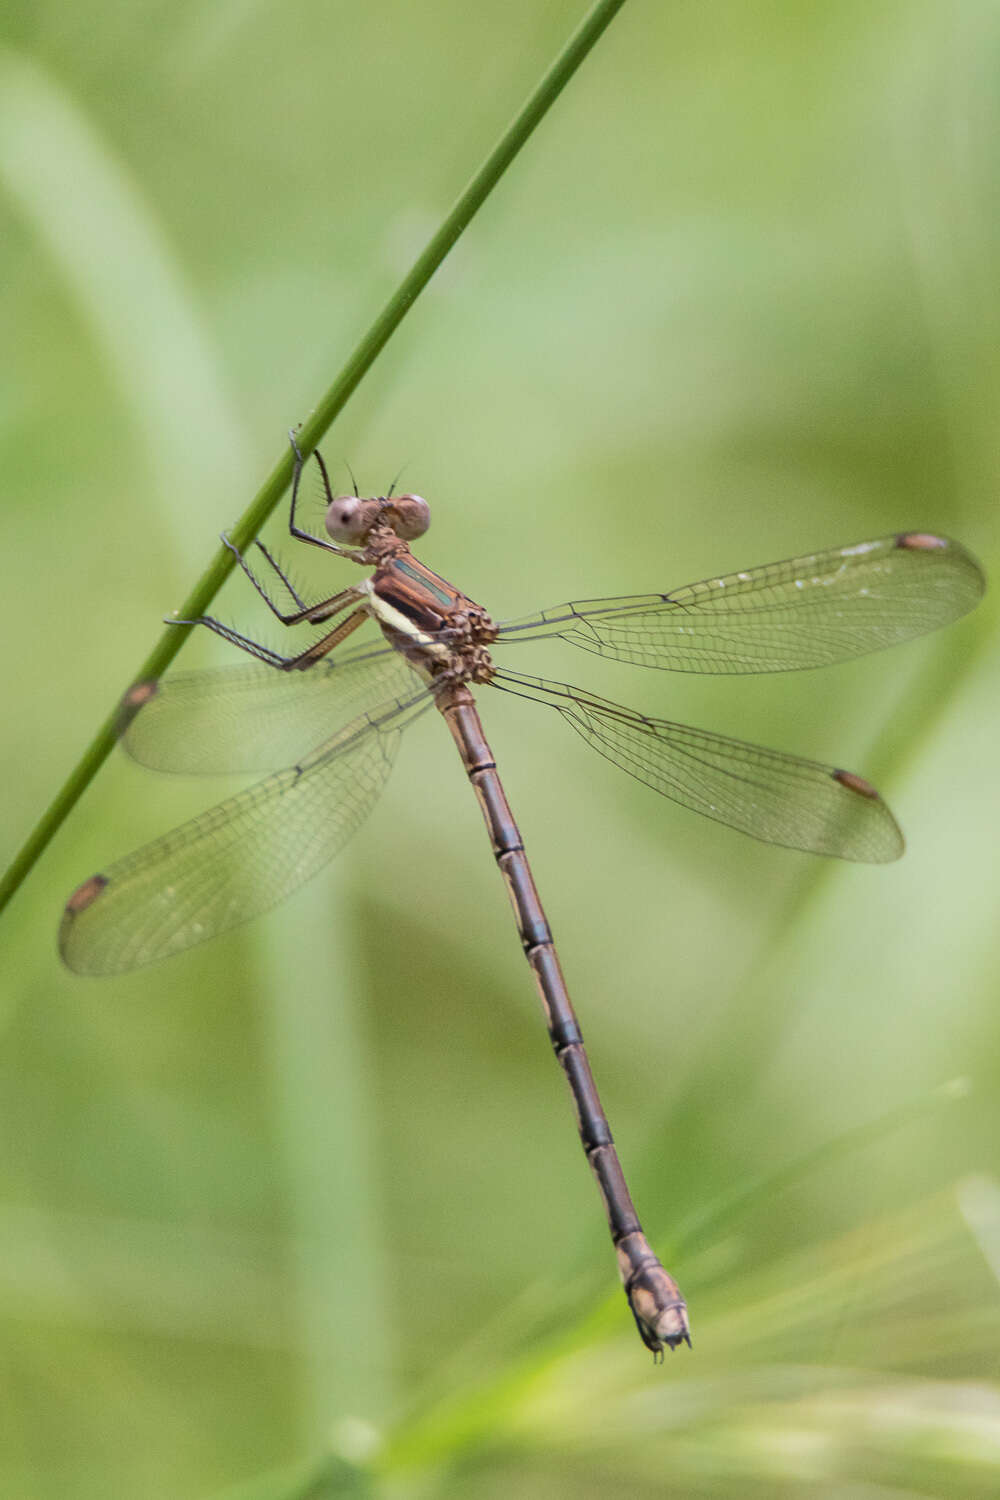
[831,768,904,862]
[116,677,160,736]
[830,767,880,800]
[59,873,110,974]
[894,531,950,553]
[894,531,987,603]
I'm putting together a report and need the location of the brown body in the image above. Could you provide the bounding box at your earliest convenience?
[63,446,981,1353]
[364,527,689,1354]
[436,678,688,1354]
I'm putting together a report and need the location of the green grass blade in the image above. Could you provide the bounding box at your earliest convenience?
[0,0,629,920]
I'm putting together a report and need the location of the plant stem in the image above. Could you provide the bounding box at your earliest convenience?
[0,0,629,918]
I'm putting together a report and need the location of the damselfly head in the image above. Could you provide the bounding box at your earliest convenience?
[325,493,431,545]
[325,495,384,544]
[387,494,430,541]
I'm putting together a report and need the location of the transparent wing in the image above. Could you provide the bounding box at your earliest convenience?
[118,640,407,774]
[496,533,984,673]
[60,686,433,976]
[491,670,903,862]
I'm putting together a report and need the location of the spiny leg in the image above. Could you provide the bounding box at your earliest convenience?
[219,532,363,626]
[163,432,374,668]
[166,615,289,668]
[168,606,368,672]
[287,431,368,564]
[234,534,310,613]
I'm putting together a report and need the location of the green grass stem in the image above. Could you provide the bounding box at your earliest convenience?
[0,0,628,918]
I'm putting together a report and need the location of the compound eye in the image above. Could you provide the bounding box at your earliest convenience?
[325,495,373,543]
[389,494,431,540]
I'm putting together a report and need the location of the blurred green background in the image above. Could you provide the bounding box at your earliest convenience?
[2,1,1000,1495]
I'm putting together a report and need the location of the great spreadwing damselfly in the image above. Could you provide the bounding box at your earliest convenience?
[60,440,985,1355]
